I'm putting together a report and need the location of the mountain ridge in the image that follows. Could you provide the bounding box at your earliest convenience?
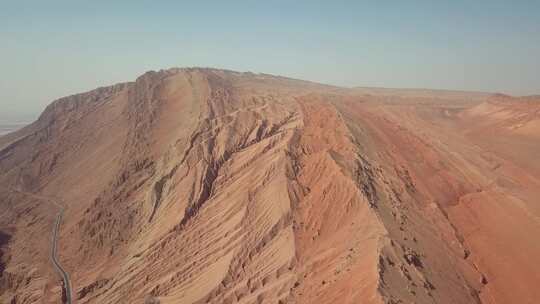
[0,67,539,304]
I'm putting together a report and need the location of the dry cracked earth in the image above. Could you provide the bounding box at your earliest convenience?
[0,68,539,304]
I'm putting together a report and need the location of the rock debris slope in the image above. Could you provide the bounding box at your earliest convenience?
[0,68,539,304]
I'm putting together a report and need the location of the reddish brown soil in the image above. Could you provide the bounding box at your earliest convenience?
[0,68,538,304]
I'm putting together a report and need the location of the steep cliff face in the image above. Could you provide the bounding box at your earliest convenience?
[0,68,538,304]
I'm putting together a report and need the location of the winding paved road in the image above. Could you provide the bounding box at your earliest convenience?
[3,188,74,303]
[51,208,73,304]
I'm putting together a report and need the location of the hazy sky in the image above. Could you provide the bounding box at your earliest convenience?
[1,0,539,120]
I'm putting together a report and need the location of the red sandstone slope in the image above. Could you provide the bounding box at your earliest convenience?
[0,68,538,304]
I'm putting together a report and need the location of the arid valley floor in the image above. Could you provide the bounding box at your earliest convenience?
[1,68,539,304]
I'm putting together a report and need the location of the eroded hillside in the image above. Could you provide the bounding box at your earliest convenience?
[0,68,539,304]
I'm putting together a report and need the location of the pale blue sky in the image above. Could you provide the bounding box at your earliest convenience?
[1,0,539,120]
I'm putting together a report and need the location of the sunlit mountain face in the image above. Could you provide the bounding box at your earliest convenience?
[1,68,539,304]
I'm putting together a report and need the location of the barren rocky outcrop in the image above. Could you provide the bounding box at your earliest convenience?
[0,68,539,303]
